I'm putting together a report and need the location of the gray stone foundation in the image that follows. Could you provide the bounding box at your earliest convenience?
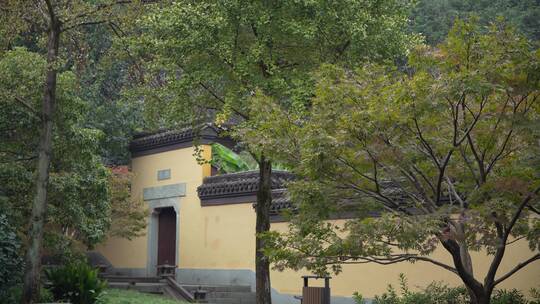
[176,268,359,304]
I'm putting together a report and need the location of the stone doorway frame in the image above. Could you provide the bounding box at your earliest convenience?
[143,183,186,277]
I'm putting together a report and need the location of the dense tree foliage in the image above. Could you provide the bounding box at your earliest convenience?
[0,47,113,248]
[0,44,147,281]
[108,166,147,240]
[0,1,146,302]
[76,25,146,165]
[1,0,538,303]
[410,0,540,45]
[123,0,418,127]
[0,214,24,302]
[119,1,417,302]
[248,21,540,304]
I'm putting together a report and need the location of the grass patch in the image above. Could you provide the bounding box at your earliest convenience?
[99,288,188,304]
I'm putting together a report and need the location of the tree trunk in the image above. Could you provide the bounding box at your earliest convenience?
[255,154,272,304]
[440,238,489,304]
[475,292,490,304]
[456,222,477,302]
[20,19,60,304]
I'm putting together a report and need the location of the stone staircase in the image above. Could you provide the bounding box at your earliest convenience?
[183,284,255,304]
[102,275,255,304]
[104,276,166,295]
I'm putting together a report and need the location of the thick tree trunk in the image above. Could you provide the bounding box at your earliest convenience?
[476,292,491,304]
[20,19,60,304]
[440,238,490,304]
[456,222,477,302]
[255,155,272,304]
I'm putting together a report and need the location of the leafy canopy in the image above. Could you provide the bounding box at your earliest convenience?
[121,0,418,131]
[252,20,540,290]
[410,0,540,45]
[0,47,146,254]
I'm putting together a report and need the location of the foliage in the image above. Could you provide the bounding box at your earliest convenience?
[46,262,107,304]
[211,143,291,174]
[97,288,188,304]
[530,289,540,304]
[107,166,147,240]
[354,275,538,304]
[76,24,146,165]
[211,143,257,174]
[120,3,418,302]
[490,289,527,304]
[0,47,113,250]
[0,2,146,301]
[0,45,147,255]
[358,274,468,304]
[0,214,23,302]
[410,0,540,45]
[1,286,54,304]
[121,0,418,131]
[251,20,540,303]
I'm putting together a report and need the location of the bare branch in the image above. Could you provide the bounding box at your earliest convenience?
[445,177,466,208]
[466,132,486,183]
[485,129,513,176]
[506,236,526,246]
[196,81,248,120]
[504,186,540,242]
[493,253,540,286]
[458,146,480,187]
[528,204,540,216]
[326,254,458,274]
[454,95,485,146]
[413,117,440,168]
[62,19,108,32]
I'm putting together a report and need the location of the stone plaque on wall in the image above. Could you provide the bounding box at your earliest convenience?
[157,169,171,181]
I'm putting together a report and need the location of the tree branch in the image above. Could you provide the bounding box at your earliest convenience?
[440,238,483,291]
[323,254,458,274]
[504,186,540,242]
[413,117,440,168]
[62,19,108,32]
[493,253,540,286]
[14,96,41,119]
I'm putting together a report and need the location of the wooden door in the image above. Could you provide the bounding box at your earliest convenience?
[157,207,176,266]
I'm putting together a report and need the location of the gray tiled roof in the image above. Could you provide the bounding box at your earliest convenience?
[197,170,295,213]
[130,124,235,156]
[198,170,293,196]
[269,189,295,215]
[130,127,197,151]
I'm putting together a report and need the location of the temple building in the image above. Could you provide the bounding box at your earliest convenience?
[95,125,539,304]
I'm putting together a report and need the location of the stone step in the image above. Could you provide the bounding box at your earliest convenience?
[102,275,162,283]
[163,285,188,302]
[182,284,252,293]
[207,298,256,304]
[108,282,166,294]
[206,291,256,304]
[207,291,256,299]
[207,298,255,304]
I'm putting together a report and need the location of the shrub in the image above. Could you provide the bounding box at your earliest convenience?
[2,286,54,304]
[46,261,107,304]
[530,288,540,304]
[491,289,527,304]
[354,274,536,304]
[366,274,468,304]
[0,214,23,303]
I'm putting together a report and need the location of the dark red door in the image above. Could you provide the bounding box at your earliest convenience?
[157,207,176,266]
